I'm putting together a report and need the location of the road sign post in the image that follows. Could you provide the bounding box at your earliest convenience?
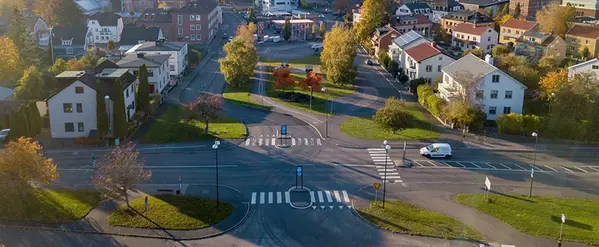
[296,166,303,189]
[401,141,407,164]
[373,183,381,206]
[281,125,288,146]
[559,213,566,243]
[529,168,534,197]
[485,176,491,200]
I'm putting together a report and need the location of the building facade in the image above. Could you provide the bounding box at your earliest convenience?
[396,3,434,20]
[440,10,494,33]
[499,18,537,45]
[372,24,401,56]
[451,23,498,53]
[122,0,156,13]
[510,0,552,18]
[562,0,599,18]
[261,0,298,13]
[116,53,171,94]
[420,0,463,23]
[387,30,430,69]
[393,14,433,36]
[51,26,91,60]
[126,41,188,78]
[404,42,456,83]
[514,26,566,64]
[567,58,599,79]
[565,24,599,59]
[459,0,509,14]
[87,13,124,44]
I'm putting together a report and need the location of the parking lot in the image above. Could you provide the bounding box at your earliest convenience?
[407,159,599,174]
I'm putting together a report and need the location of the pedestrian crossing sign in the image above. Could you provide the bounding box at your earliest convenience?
[281,125,287,135]
[373,183,381,190]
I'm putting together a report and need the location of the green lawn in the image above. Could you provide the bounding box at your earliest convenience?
[108,195,234,230]
[357,201,482,240]
[265,72,355,115]
[0,189,102,224]
[141,105,246,144]
[223,82,272,111]
[340,104,441,140]
[455,193,599,244]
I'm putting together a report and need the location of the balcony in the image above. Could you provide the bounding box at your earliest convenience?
[453,37,477,46]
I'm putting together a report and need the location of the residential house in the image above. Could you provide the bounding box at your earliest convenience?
[562,0,599,18]
[261,0,298,13]
[420,0,463,23]
[126,40,188,79]
[76,0,112,16]
[440,10,494,33]
[353,7,362,25]
[118,25,164,52]
[117,12,143,24]
[510,0,552,18]
[396,3,433,20]
[0,86,15,100]
[122,0,156,14]
[499,18,537,45]
[47,67,137,138]
[27,17,50,47]
[451,23,498,53]
[393,14,433,37]
[372,24,401,56]
[459,0,509,14]
[87,13,124,44]
[439,54,527,120]
[50,26,93,61]
[135,0,221,43]
[514,26,566,64]
[404,42,456,83]
[572,16,599,26]
[116,53,171,94]
[565,24,599,58]
[567,58,599,79]
[387,30,430,70]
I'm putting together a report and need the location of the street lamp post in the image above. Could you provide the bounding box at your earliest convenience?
[104,95,111,136]
[308,86,313,112]
[321,87,328,137]
[382,140,391,209]
[549,92,556,114]
[530,131,538,197]
[212,140,221,210]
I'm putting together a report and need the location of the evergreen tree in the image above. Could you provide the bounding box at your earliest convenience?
[488,8,494,18]
[7,7,40,66]
[514,3,521,18]
[312,24,318,38]
[283,18,292,41]
[136,64,150,114]
[112,79,128,139]
[9,106,29,140]
[96,80,108,137]
[26,101,41,136]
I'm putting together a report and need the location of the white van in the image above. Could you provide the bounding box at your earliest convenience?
[420,143,452,159]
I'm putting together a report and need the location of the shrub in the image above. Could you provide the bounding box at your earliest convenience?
[373,97,414,133]
[399,74,409,84]
[496,113,523,135]
[417,84,434,105]
[426,94,446,118]
[409,78,427,95]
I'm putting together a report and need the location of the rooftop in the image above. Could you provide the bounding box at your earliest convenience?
[404,3,432,10]
[392,30,425,48]
[272,19,314,24]
[568,58,599,71]
[458,0,509,7]
[502,18,537,30]
[442,10,493,23]
[130,41,187,52]
[0,86,15,100]
[453,23,492,36]
[56,71,86,78]
[116,53,171,68]
[120,25,162,46]
[96,68,130,78]
[442,53,497,82]
[51,26,88,45]
[89,12,121,26]
[405,43,442,62]
[395,14,432,26]
[566,25,599,39]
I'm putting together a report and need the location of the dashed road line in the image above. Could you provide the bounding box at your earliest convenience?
[513,164,527,170]
[498,163,512,170]
[455,162,467,168]
[543,165,558,172]
[485,162,498,169]
[469,162,482,168]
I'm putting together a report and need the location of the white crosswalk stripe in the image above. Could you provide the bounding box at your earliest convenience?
[368,148,402,183]
[251,190,353,206]
[244,137,323,146]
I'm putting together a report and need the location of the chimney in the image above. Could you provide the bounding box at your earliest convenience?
[485,54,494,65]
[137,53,145,58]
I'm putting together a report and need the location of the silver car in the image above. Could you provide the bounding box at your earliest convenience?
[0,129,10,141]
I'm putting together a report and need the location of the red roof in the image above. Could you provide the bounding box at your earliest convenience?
[501,19,537,30]
[453,23,491,36]
[404,42,441,62]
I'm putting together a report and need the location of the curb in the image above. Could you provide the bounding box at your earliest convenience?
[335,143,368,149]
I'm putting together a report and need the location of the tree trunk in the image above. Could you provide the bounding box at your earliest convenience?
[205,120,209,135]
[123,188,130,207]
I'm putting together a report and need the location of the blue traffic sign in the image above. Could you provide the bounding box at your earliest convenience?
[531,168,534,174]
[281,125,287,135]
[296,166,303,177]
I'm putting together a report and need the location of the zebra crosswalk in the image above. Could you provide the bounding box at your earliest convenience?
[368,148,402,183]
[251,190,352,208]
[243,136,322,146]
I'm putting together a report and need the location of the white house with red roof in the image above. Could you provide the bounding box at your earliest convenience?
[451,23,498,53]
[404,43,456,83]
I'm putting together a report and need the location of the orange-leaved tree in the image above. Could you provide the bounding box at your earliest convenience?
[273,67,296,91]
[539,69,569,95]
[299,71,323,92]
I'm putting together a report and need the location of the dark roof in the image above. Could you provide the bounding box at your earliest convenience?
[49,66,137,100]
[116,53,170,68]
[138,8,175,23]
[120,25,162,46]
[136,0,218,23]
[459,0,508,7]
[0,101,27,116]
[441,10,493,23]
[177,0,218,14]
[421,0,462,8]
[566,25,599,39]
[90,12,121,26]
[404,3,432,10]
[135,41,186,51]
[51,26,88,45]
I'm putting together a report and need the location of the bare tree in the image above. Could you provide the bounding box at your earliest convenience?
[450,70,482,104]
[184,94,224,135]
[92,143,151,207]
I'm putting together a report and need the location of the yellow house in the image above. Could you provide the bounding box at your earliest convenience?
[565,24,599,59]
[499,18,537,45]
[514,26,566,64]
[440,10,494,33]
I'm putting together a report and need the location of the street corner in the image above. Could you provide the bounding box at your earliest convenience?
[185,184,246,203]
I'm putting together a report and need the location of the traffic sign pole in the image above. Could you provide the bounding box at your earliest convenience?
[373,183,381,207]
[529,168,534,197]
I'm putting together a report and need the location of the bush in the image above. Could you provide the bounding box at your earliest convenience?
[416,85,434,105]
[378,51,391,70]
[277,92,310,103]
[408,78,427,95]
[399,74,409,84]
[426,94,446,118]
[373,97,415,133]
[496,113,524,135]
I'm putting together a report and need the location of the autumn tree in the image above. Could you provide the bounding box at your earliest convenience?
[273,67,296,90]
[48,58,68,75]
[536,3,575,38]
[508,65,541,89]
[537,57,557,73]
[236,22,257,46]
[495,53,526,71]
[93,143,151,206]
[283,18,292,41]
[354,0,387,42]
[462,48,483,58]
[7,7,40,67]
[184,94,224,135]
[0,138,58,196]
[321,23,358,84]
[539,69,568,95]
[96,80,109,137]
[157,1,168,8]
[35,0,83,27]
[373,97,414,133]
[501,4,509,15]
[112,79,128,139]
[299,71,322,91]
[14,66,47,100]
[219,38,258,87]
[491,45,510,57]
[136,64,150,114]
[319,21,326,37]
[312,24,318,38]
[0,37,24,87]
[107,40,115,52]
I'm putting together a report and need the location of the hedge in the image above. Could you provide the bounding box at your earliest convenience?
[496,113,596,142]
[416,84,446,118]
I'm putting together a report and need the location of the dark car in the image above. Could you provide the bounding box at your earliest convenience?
[366,59,373,65]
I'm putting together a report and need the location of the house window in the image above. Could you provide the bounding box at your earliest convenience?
[147,70,154,77]
[178,15,183,25]
[196,34,201,40]
[75,86,84,94]
[438,65,441,72]
[593,65,599,69]
[126,88,129,97]
[586,40,589,45]
[66,47,73,54]
[190,24,195,30]
[178,28,183,34]
[78,122,84,132]
[170,65,175,71]
[190,34,195,40]
[190,15,195,21]
[503,107,511,114]
[488,36,491,41]
[488,106,497,115]
[490,90,498,99]
[196,15,201,20]
[65,122,74,132]
[426,65,432,72]
[63,103,73,113]
[76,103,83,113]
[196,24,201,30]
[492,74,500,82]
[505,90,513,99]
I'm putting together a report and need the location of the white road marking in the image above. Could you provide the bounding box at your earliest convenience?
[311,138,315,145]
[378,169,396,172]
[268,192,273,204]
[382,172,399,175]
[332,164,377,167]
[265,138,269,146]
[384,176,403,179]
[271,138,276,145]
[251,192,256,204]
[454,162,467,168]
[318,191,324,202]
[498,163,512,170]
[317,139,322,145]
[298,138,302,145]
[439,161,452,167]
[310,191,315,202]
[252,138,256,146]
[258,138,263,146]
[304,138,309,145]
[484,163,497,169]
[586,166,599,172]
[426,161,438,167]
[469,162,481,168]
[333,191,342,202]
[342,190,350,202]
[245,139,250,146]
[285,191,290,203]
[277,192,282,203]
[513,164,527,170]
[292,138,296,145]
[325,190,333,202]
[543,165,558,172]
[412,160,425,167]
[260,192,265,204]
[560,166,574,173]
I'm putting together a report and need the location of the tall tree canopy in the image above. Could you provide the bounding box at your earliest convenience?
[321,23,357,84]
[14,66,47,100]
[354,0,387,42]
[0,137,58,194]
[96,80,109,137]
[536,3,575,38]
[34,0,83,27]
[283,18,292,41]
[136,64,150,114]
[112,80,128,139]
[0,37,24,88]
[219,37,258,87]
[7,7,40,67]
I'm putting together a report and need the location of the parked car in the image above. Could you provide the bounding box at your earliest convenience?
[228,36,234,42]
[323,8,331,13]
[311,44,323,50]
[420,143,452,159]
[0,129,9,142]
[366,59,373,65]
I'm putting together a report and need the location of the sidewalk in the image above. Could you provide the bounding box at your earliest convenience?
[0,185,250,240]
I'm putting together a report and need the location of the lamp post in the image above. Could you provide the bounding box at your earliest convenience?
[321,87,328,137]
[530,131,538,197]
[382,140,391,209]
[104,95,111,136]
[212,139,221,210]
[308,85,313,112]
[549,92,556,114]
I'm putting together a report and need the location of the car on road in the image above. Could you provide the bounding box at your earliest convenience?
[0,129,9,142]
[311,44,323,50]
[366,59,373,65]
[228,36,234,42]
[323,8,331,13]
[420,143,452,159]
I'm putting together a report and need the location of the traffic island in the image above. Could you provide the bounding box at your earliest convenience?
[356,200,482,240]
[455,193,599,245]
[287,186,312,209]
